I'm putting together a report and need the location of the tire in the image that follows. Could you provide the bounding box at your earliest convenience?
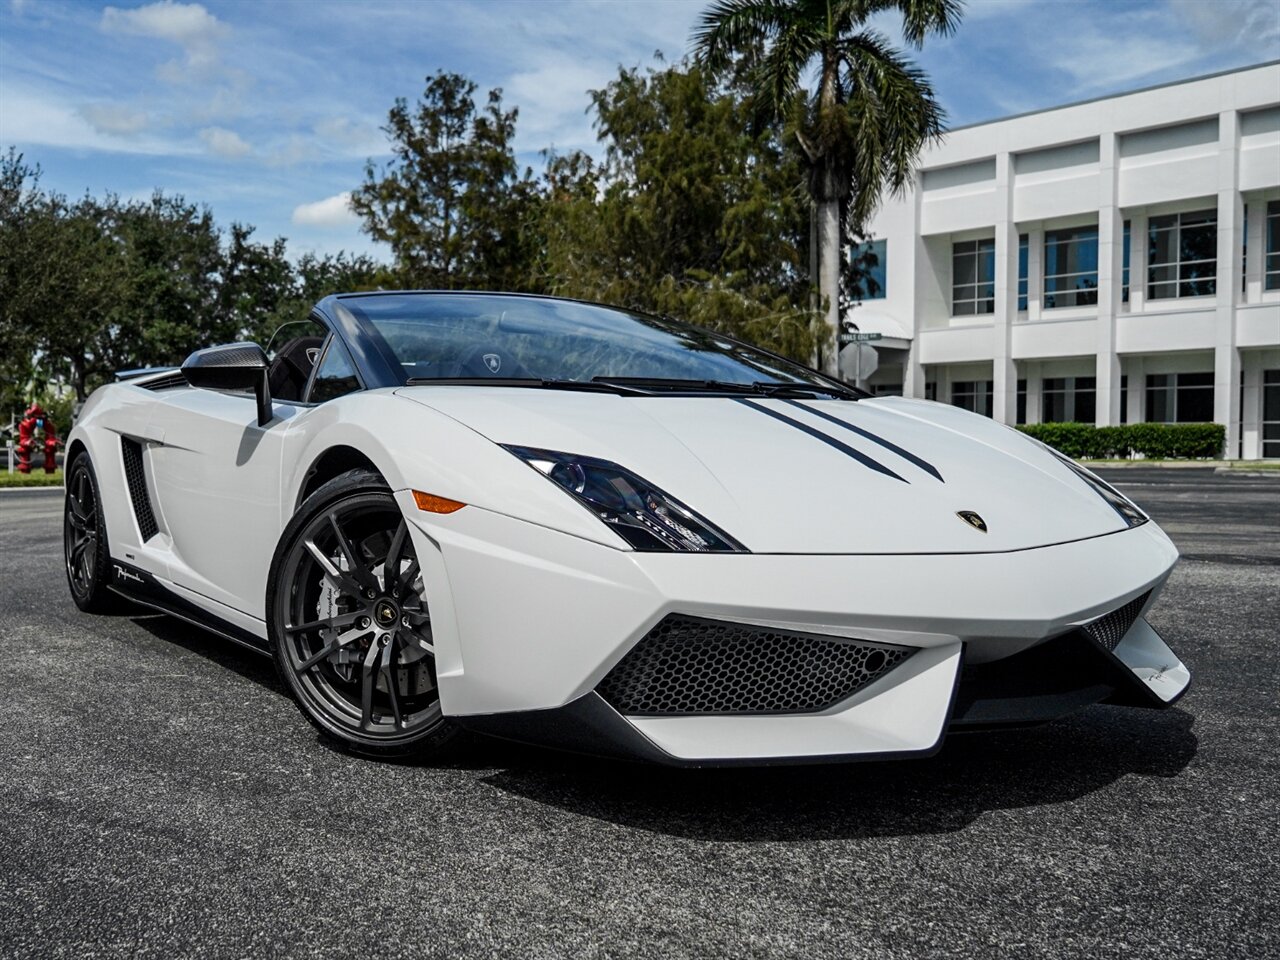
[64,452,124,614]
[267,468,462,760]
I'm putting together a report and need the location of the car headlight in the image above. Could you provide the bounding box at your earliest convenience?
[1041,445,1148,528]
[502,445,748,552]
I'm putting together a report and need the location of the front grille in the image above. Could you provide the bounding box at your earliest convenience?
[1083,590,1151,651]
[120,437,159,541]
[597,615,914,716]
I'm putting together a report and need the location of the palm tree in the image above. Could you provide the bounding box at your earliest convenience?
[694,0,961,376]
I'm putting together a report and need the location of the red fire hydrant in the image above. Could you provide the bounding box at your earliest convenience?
[16,403,59,474]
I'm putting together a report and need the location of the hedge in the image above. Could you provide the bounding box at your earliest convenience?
[1016,422,1225,460]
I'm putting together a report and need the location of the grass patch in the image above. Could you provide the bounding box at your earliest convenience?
[0,469,63,488]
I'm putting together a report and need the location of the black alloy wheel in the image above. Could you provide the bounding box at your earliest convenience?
[268,470,460,758]
[64,454,120,613]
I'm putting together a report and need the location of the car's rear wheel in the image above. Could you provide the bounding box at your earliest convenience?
[267,469,461,759]
[64,453,122,613]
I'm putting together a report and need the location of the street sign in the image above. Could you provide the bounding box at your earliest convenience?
[838,343,879,383]
[838,331,883,345]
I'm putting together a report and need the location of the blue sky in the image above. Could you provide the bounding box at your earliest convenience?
[2,0,1277,261]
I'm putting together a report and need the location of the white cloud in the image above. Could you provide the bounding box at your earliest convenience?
[199,125,251,157]
[101,1,228,81]
[506,61,610,151]
[78,102,149,136]
[10,0,32,14]
[0,85,187,156]
[314,116,386,156]
[292,192,359,229]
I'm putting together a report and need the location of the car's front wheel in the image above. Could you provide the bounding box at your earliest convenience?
[267,469,461,759]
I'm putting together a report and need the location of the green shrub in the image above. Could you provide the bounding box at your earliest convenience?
[1016,422,1224,460]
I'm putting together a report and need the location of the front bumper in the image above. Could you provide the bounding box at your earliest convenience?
[400,494,1188,765]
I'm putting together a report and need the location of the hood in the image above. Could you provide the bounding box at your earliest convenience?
[395,387,1129,554]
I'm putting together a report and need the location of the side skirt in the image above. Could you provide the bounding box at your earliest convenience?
[106,557,271,657]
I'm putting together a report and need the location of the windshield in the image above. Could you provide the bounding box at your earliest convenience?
[339,293,835,389]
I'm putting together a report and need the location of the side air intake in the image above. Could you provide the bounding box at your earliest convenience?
[120,437,159,541]
[597,615,914,716]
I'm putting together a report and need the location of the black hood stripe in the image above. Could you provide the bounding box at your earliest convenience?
[781,400,944,482]
[735,399,908,483]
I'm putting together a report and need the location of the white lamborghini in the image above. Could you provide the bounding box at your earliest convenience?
[63,291,1190,764]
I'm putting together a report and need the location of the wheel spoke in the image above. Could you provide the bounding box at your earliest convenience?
[70,538,89,565]
[381,635,402,728]
[327,513,380,594]
[398,559,420,592]
[295,638,342,674]
[383,521,408,591]
[286,610,362,635]
[68,510,87,532]
[359,641,381,728]
[304,540,363,597]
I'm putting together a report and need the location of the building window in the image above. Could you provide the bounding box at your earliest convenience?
[851,239,887,300]
[951,380,993,417]
[1264,370,1280,458]
[1267,201,1280,291]
[925,382,937,402]
[1148,209,1216,300]
[1120,374,1128,424]
[1146,372,1214,423]
[952,238,995,315]
[1042,376,1097,423]
[1122,221,1130,303]
[1016,378,1027,424]
[1043,226,1098,308]
[1017,235,1028,311]
[872,384,902,397]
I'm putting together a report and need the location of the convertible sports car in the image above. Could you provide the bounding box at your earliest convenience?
[63,291,1190,764]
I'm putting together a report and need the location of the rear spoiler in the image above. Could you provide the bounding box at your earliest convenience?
[115,366,179,382]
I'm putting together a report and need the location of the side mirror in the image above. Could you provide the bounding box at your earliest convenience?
[181,342,274,426]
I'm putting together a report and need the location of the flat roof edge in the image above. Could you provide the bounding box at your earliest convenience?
[944,59,1280,135]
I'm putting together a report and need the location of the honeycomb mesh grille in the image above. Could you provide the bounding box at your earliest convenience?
[1083,590,1151,651]
[120,437,158,541]
[597,615,914,716]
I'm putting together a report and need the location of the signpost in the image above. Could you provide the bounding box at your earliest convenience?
[837,330,882,384]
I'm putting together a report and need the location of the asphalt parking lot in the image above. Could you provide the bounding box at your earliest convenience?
[1,469,1277,960]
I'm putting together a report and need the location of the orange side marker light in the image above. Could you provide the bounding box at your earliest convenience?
[412,490,467,514]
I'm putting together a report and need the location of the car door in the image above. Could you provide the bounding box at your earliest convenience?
[144,381,302,620]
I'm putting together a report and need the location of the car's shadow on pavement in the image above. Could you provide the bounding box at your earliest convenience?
[127,612,289,695]
[472,708,1198,841]
[125,610,1198,841]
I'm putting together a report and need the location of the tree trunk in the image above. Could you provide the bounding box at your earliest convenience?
[817,196,841,377]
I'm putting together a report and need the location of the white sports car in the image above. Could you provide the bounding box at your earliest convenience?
[64,291,1190,764]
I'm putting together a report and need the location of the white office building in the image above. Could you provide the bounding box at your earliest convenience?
[850,61,1280,459]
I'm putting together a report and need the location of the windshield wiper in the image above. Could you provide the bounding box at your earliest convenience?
[751,381,863,400]
[404,377,651,396]
[591,376,862,399]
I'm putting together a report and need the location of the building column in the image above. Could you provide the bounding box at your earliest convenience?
[1096,132,1123,427]
[1129,212,1148,313]
[1025,225,1044,323]
[1244,197,1266,303]
[1242,352,1263,459]
[1213,109,1243,457]
[1127,356,1146,424]
[905,177,927,399]
[1025,361,1043,424]
[992,152,1017,424]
